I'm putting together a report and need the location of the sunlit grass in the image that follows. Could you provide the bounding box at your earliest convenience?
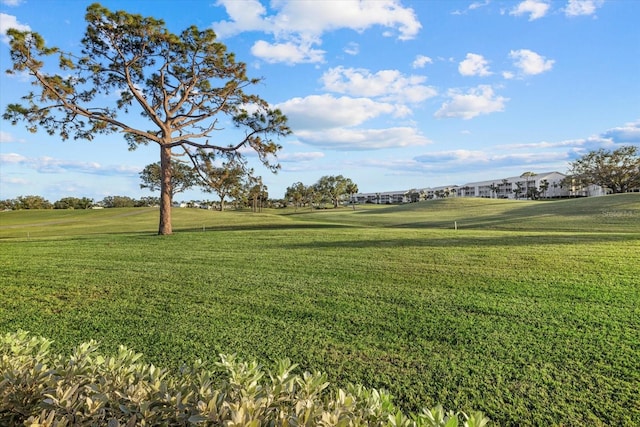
[287,193,640,232]
[1,194,639,425]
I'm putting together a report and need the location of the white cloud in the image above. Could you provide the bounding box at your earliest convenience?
[414,149,490,164]
[275,94,429,150]
[510,0,550,21]
[1,176,29,185]
[0,153,140,176]
[0,130,18,143]
[321,66,437,103]
[496,120,639,151]
[0,152,27,163]
[412,54,433,69]
[458,53,492,77]
[279,151,325,162]
[0,13,30,44]
[1,0,23,6]
[296,127,431,150]
[496,139,584,150]
[435,85,508,120]
[213,0,421,64]
[214,0,421,39]
[469,0,491,10]
[363,119,639,185]
[452,0,490,15]
[212,0,269,37]
[277,94,407,130]
[509,49,554,75]
[565,0,604,17]
[412,149,570,174]
[251,39,324,64]
[343,42,359,55]
[600,120,640,144]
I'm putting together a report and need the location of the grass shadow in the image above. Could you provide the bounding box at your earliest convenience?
[282,232,639,249]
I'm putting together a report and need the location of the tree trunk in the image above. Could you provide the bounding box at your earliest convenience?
[158,145,173,235]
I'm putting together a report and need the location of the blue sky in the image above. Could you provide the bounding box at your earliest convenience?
[1,0,639,202]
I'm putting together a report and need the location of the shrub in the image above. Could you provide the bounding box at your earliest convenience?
[0,331,489,426]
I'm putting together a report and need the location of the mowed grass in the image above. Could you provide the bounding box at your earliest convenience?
[1,194,639,426]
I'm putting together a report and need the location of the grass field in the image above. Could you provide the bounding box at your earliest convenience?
[1,194,639,426]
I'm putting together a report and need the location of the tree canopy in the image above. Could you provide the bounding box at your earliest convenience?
[313,175,357,208]
[285,182,311,210]
[140,160,198,198]
[567,145,640,194]
[53,197,94,209]
[197,156,248,211]
[284,177,357,209]
[4,3,290,234]
[246,176,268,213]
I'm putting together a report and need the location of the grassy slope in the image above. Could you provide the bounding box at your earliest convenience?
[2,194,638,236]
[1,194,639,426]
[286,194,640,232]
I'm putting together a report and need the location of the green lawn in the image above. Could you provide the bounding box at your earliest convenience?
[1,194,639,426]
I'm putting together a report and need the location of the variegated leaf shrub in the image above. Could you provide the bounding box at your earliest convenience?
[1,331,489,426]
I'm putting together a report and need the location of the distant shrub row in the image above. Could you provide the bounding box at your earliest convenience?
[0,195,160,210]
[1,331,489,426]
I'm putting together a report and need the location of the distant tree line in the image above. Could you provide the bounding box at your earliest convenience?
[0,195,162,211]
[285,175,358,210]
[0,194,287,211]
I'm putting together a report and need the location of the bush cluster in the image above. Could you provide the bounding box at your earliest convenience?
[1,331,489,426]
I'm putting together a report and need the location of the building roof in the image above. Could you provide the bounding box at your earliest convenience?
[460,171,565,187]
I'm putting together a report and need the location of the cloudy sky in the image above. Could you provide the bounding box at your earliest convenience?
[1,0,638,201]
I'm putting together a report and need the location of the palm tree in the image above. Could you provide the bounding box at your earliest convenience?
[514,182,524,199]
[489,183,498,199]
[539,179,549,199]
[520,172,537,199]
[501,179,510,198]
[345,182,359,210]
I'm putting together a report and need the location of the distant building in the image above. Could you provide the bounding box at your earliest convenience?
[456,171,567,199]
[350,172,607,204]
[351,191,408,204]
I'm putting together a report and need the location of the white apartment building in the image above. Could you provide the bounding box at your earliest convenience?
[350,172,606,204]
[457,171,568,199]
[351,190,408,205]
